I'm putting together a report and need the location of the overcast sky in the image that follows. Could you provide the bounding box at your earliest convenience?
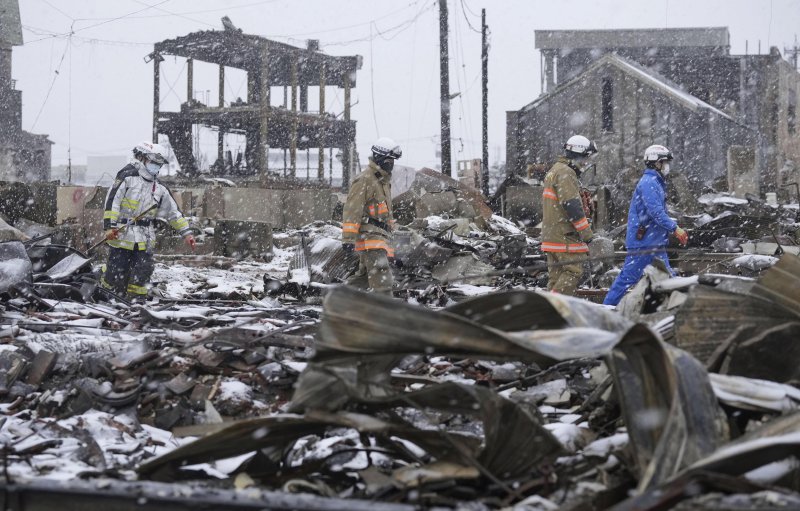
[15,0,800,172]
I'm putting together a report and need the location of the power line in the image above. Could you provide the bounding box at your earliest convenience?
[25,0,171,44]
[458,0,481,33]
[24,25,153,47]
[452,0,477,159]
[131,0,216,29]
[61,0,282,22]
[460,0,480,18]
[30,37,70,131]
[322,0,434,47]
[39,0,74,21]
[271,0,424,40]
[405,7,421,145]
[369,23,380,137]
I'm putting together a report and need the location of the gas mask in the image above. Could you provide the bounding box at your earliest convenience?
[660,162,671,176]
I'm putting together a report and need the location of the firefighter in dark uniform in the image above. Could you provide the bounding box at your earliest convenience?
[541,135,598,295]
[341,137,402,294]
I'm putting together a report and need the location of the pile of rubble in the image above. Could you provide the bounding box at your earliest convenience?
[271,214,539,305]
[3,217,800,509]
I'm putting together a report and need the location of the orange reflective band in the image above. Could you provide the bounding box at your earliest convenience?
[541,242,589,253]
[573,218,590,231]
[543,187,558,200]
[342,222,360,233]
[368,205,376,216]
[355,239,395,256]
[377,202,389,214]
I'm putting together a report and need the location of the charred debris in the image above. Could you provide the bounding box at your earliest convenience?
[1,168,800,510]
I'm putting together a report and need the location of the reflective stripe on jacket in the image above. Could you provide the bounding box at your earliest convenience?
[341,159,394,254]
[625,168,677,249]
[541,157,594,253]
[103,162,191,251]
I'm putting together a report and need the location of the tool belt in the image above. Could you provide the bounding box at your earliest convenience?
[364,217,391,233]
[119,218,153,227]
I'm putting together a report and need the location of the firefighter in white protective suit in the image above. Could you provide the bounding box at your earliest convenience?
[101,141,195,300]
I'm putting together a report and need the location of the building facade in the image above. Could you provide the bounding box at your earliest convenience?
[0,0,52,182]
[507,27,800,202]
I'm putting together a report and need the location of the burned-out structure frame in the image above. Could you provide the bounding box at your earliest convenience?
[149,29,362,188]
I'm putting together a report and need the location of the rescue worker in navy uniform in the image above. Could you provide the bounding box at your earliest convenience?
[102,141,195,301]
[541,135,598,295]
[603,144,689,306]
[342,137,402,295]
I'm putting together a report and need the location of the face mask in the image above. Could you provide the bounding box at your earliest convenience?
[145,162,162,176]
[661,163,670,176]
[380,158,394,172]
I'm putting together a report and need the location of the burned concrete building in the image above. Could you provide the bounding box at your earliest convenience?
[506,27,800,214]
[0,0,52,182]
[150,25,361,187]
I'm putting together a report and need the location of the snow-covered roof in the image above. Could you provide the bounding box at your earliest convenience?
[523,53,733,121]
[610,56,733,120]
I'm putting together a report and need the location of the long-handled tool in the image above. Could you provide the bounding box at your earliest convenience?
[86,204,159,255]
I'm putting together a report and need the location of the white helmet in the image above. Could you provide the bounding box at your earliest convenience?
[643,144,673,164]
[371,137,402,160]
[564,135,598,157]
[133,140,169,165]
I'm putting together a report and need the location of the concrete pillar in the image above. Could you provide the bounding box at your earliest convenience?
[187,58,193,103]
[218,64,225,107]
[300,83,308,112]
[218,64,225,167]
[258,42,270,175]
[544,51,555,92]
[318,63,326,181]
[153,55,160,143]
[342,68,352,190]
[290,56,298,176]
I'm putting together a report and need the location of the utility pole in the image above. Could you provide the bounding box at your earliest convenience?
[481,8,489,196]
[439,0,451,176]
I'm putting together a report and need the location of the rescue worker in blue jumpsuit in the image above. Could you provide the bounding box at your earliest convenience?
[603,145,688,306]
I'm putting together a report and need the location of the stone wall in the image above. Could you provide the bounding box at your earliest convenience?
[203,187,333,228]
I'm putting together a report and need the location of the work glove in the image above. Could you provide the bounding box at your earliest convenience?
[342,242,355,254]
[105,228,119,240]
[580,189,593,218]
[185,234,196,250]
[391,257,404,269]
[674,226,689,246]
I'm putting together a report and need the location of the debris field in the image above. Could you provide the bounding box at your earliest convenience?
[1,187,800,510]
